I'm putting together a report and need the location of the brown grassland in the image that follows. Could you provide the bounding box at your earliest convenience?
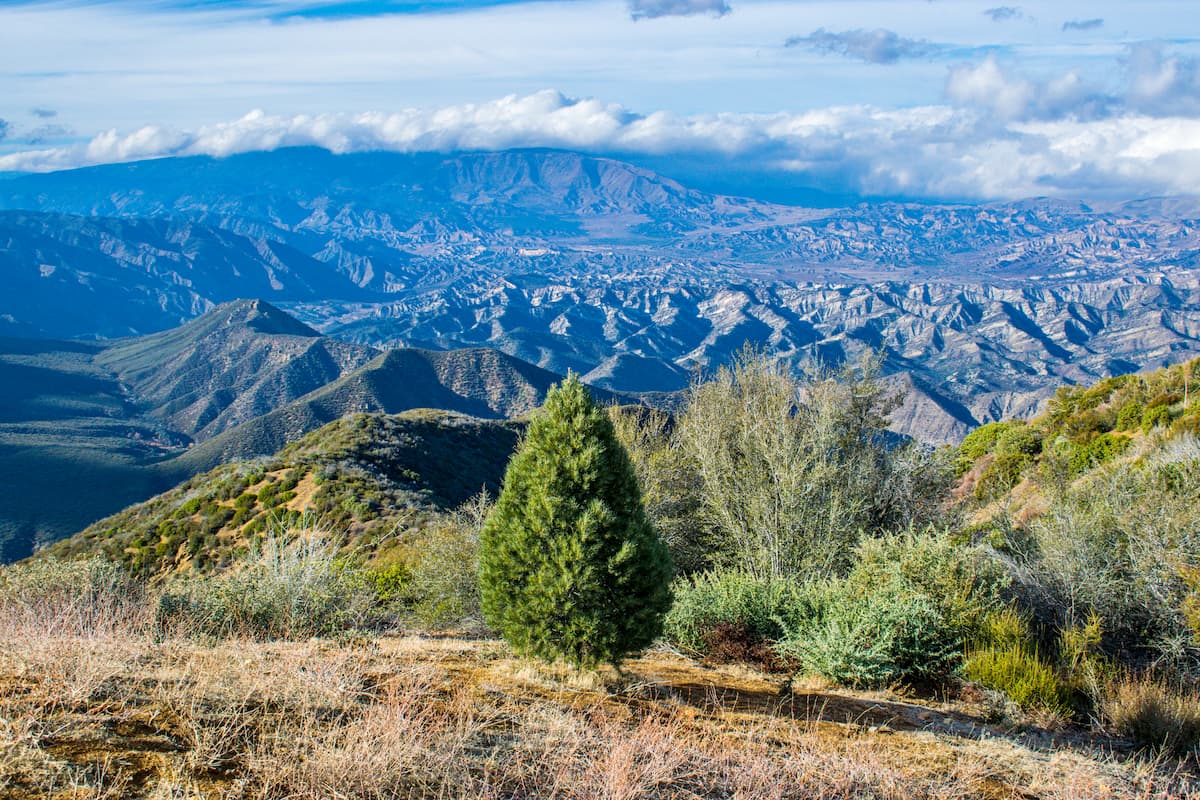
[0,596,1195,800]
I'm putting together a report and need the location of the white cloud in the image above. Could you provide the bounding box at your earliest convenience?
[944,44,1200,122]
[1124,42,1200,117]
[3,89,1200,203]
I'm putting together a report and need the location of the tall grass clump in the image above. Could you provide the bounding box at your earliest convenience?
[1101,677,1200,756]
[158,522,392,640]
[0,557,150,640]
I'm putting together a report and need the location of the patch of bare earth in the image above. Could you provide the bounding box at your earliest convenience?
[1,632,1195,799]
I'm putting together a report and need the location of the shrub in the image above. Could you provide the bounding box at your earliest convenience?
[776,575,959,688]
[675,349,948,581]
[1067,432,1132,476]
[1142,404,1172,433]
[962,644,1070,715]
[1116,401,1143,432]
[479,374,673,668]
[995,423,1043,458]
[158,527,390,640]
[973,450,1032,501]
[407,493,492,629]
[662,569,812,661]
[955,422,1015,475]
[0,557,149,638]
[1021,443,1200,674]
[1102,678,1200,757]
[848,529,1007,642]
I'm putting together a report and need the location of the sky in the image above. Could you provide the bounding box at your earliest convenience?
[1,0,1198,201]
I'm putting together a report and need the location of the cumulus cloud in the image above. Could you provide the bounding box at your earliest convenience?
[946,45,1200,122]
[1062,18,1103,32]
[785,28,939,64]
[629,0,729,21]
[2,90,1200,203]
[1124,42,1200,117]
[945,56,1103,121]
[984,7,1022,22]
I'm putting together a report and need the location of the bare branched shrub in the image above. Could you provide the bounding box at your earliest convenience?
[158,518,393,640]
[0,557,150,642]
[672,349,951,580]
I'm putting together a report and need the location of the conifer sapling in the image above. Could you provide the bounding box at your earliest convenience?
[479,374,673,668]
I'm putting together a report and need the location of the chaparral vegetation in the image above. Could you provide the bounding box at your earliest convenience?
[3,355,1200,799]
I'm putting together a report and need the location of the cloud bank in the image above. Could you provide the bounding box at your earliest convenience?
[628,0,729,21]
[785,28,939,64]
[3,86,1199,203]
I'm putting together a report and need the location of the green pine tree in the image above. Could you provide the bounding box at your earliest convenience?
[479,374,673,668]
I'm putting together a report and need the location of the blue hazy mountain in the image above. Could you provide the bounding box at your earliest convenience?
[2,147,1199,443]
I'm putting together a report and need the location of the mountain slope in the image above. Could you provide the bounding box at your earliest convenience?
[0,300,619,560]
[47,410,524,576]
[97,299,377,439]
[175,345,619,470]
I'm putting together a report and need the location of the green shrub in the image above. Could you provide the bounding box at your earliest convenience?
[963,644,1070,715]
[975,606,1028,650]
[848,529,1006,642]
[974,451,1032,500]
[1116,401,1143,432]
[662,569,812,659]
[955,422,1015,475]
[995,424,1043,458]
[1068,432,1132,476]
[1142,404,1172,433]
[776,574,959,688]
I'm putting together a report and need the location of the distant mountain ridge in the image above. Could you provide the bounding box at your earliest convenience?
[0,299,621,561]
[2,147,1199,443]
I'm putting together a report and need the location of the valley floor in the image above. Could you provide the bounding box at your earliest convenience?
[1,633,1193,799]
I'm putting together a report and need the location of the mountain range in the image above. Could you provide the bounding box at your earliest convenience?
[3,147,1199,446]
[0,299,616,561]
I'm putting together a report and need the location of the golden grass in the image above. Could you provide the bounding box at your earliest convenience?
[0,601,1196,799]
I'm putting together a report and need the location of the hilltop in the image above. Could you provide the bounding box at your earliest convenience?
[0,299,615,561]
[953,355,1200,521]
[46,410,522,576]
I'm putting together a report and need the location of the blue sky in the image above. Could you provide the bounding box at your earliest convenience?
[1,0,1198,200]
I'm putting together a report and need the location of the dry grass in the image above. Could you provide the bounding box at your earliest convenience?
[1,581,1197,800]
[1102,677,1200,757]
